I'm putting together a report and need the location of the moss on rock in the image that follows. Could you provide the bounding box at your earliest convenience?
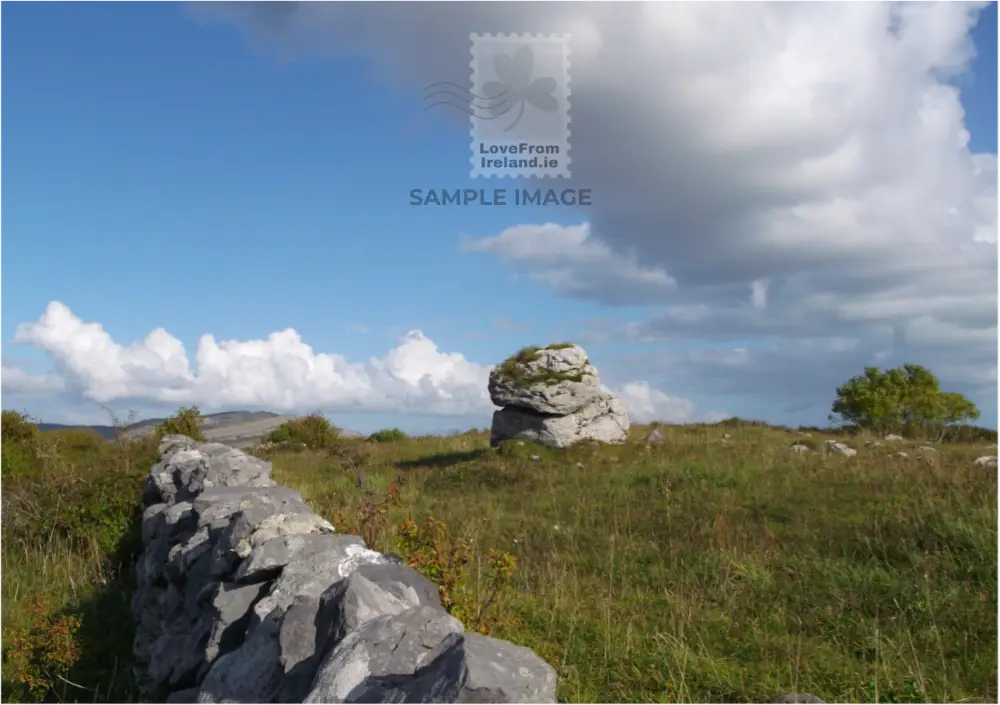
[494,343,590,390]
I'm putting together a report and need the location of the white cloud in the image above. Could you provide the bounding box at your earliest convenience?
[194,1,997,418]
[461,223,676,305]
[618,381,729,424]
[6,302,703,425]
[620,382,691,423]
[10,302,490,416]
[1,365,66,394]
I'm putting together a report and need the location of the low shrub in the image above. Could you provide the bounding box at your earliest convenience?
[2,410,39,444]
[265,413,340,449]
[154,406,205,442]
[3,594,83,702]
[368,428,408,443]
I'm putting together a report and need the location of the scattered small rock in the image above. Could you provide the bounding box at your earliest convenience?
[974,456,997,469]
[917,445,936,452]
[646,428,664,446]
[529,455,541,462]
[575,462,585,469]
[884,434,904,441]
[722,433,731,440]
[825,440,857,457]
[801,432,813,438]
[888,451,909,460]
[867,440,884,448]
[788,444,810,454]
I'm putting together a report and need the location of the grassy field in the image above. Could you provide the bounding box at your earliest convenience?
[2,416,997,703]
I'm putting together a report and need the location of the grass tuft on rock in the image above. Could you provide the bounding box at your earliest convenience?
[495,344,590,390]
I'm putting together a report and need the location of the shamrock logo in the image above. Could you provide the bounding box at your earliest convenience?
[482,45,558,131]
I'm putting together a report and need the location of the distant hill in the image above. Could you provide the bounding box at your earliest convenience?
[37,422,120,440]
[35,410,361,449]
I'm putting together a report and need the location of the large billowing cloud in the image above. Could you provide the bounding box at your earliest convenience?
[4,302,715,424]
[192,1,998,418]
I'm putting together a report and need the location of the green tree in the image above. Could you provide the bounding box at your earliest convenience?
[154,406,205,442]
[265,413,340,449]
[831,364,979,439]
[927,391,982,442]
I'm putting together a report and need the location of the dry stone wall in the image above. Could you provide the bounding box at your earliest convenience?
[132,435,557,703]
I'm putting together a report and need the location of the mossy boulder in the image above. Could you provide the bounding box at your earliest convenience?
[488,343,602,415]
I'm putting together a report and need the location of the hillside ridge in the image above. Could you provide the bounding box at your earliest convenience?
[38,410,362,448]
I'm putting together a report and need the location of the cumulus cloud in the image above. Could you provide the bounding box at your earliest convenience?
[191,1,998,419]
[10,302,490,416]
[617,381,728,424]
[6,302,703,425]
[461,223,676,305]
[1,365,66,394]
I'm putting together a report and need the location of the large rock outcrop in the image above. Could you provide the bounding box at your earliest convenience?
[132,435,557,703]
[488,344,629,448]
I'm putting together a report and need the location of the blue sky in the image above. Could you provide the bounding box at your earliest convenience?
[3,2,997,432]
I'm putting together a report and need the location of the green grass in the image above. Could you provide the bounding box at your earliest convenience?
[2,422,154,703]
[2,417,996,703]
[267,425,997,703]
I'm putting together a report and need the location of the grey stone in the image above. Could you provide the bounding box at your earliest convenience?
[491,393,629,449]
[646,428,664,445]
[211,510,336,579]
[975,455,997,468]
[788,444,810,453]
[193,486,309,532]
[204,581,272,664]
[354,562,442,610]
[272,563,434,702]
[305,610,557,704]
[133,437,558,704]
[235,533,359,583]
[488,344,600,415]
[166,687,200,703]
[305,606,465,703]
[196,611,283,703]
[147,610,214,689]
[825,440,856,457]
[150,441,277,505]
[458,632,559,703]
